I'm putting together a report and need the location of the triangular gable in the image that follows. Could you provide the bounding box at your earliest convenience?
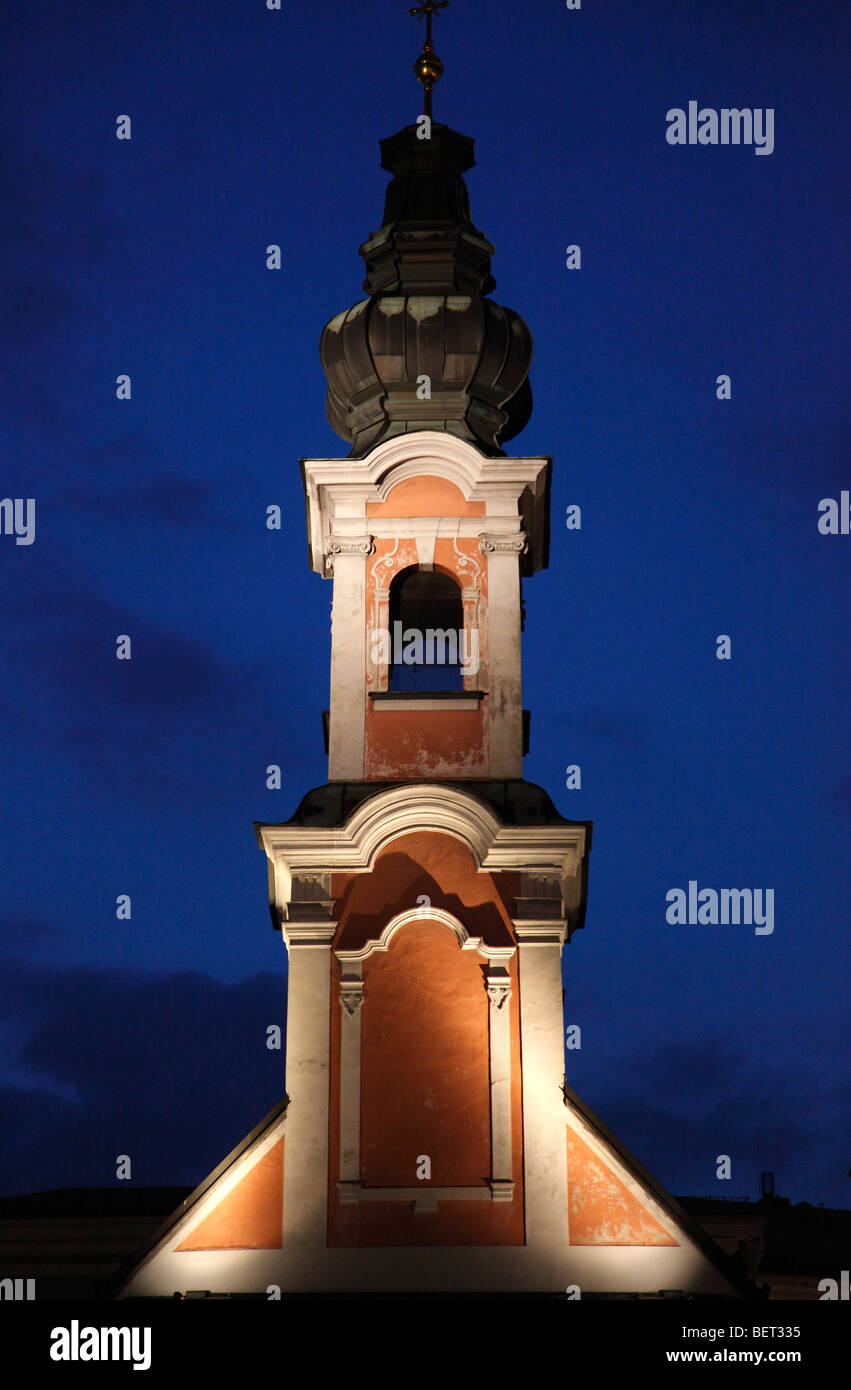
[112,1098,288,1296]
[176,1138,283,1251]
[563,1083,757,1296]
[567,1127,677,1245]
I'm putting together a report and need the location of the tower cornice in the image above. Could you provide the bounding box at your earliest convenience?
[301,431,551,578]
[257,781,587,948]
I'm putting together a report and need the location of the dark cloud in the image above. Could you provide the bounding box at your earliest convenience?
[56,432,254,529]
[0,124,125,271]
[73,430,166,479]
[581,1036,848,1205]
[62,475,222,525]
[0,955,285,1196]
[0,123,133,435]
[14,587,234,718]
[566,707,650,749]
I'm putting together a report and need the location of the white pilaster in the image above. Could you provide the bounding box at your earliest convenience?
[480,534,525,778]
[282,936,332,1251]
[517,938,571,1257]
[338,965,363,1184]
[486,966,513,1183]
[327,540,371,779]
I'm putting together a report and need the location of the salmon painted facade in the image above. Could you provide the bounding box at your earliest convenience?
[117,91,753,1301]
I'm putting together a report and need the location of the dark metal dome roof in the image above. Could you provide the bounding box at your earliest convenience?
[320,121,533,457]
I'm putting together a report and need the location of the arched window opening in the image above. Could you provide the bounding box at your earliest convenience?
[388,567,464,692]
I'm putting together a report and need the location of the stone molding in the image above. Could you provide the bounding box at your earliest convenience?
[479,532,528,555]
[259,785,587,932]
[324,535,374,574]
[302,432,550,578]
[337,1181,514,1213]
[339,980,364,1016]
[334,905,516,967]
[486,964,513,1010]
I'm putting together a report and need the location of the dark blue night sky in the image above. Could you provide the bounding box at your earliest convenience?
[1,1,848,1210]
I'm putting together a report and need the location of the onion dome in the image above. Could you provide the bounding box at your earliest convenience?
[320,121,533,457]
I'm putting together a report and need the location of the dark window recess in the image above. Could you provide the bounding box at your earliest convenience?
[523,709,530,755]
[322,710,330,754]
[388,568,464,693]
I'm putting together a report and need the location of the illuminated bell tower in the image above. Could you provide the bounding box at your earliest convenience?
[257,15,595,1278]
[313,122,544,785]
[119,11,750,1300]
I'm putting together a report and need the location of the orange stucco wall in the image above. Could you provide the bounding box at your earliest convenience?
[566,1130,677,1246]
[365,701,487,782]
[360,920,491,1186]
[328,831,524,1247]
[176,1138,284,1251]
[365,475,486,519]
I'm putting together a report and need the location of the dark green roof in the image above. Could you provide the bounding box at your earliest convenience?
[257,779,593,838]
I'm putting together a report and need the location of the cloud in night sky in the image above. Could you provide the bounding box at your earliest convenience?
[0,953,284,1197]
[57,431,256,530]
[63,474,227,526]
[587,1037,849,1206]
[13,589,235,718]
[0,123,127,430]
[565,707,651,750]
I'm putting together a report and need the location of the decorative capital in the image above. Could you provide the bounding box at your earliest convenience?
[340,979,364,1017]
[479,531,528,555]
[325,535,374,572]
[486,965,512,1010]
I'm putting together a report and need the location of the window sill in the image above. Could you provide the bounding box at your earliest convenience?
[369,690,485,711]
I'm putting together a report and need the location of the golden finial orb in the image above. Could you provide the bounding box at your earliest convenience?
[409,1,449,117]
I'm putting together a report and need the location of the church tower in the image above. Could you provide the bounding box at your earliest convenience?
[259,86,590,1268]
[118,11,751,1299]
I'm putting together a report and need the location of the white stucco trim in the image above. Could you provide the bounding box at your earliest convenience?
[483,542,524,778]
[518,942,572,1259]
[338,961,363,1184]
[487,966,513,1183]
[259,784,586,927]
[327,546,369,780]
[371,695,482,711]
[334,905,515,965]
[302,432,550,577]
[337,1183,512,1213]
[282,944,332,1253]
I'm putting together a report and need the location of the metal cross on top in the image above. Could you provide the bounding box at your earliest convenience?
[410,0,449,118]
